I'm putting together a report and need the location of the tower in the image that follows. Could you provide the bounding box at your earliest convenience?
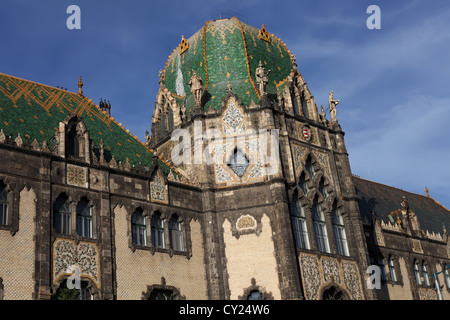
[150,17,372,300]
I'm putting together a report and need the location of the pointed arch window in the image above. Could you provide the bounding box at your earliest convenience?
[168,107,174,132]
[54,195,71,235]
[0,182,8,226]
[160,113,166,137]
[299,172,309,195]
[76,198,93,238]
[228,148,249,177]
[169,216,184,252]
[332,203,349,256]
[291,199,310,249]
[305,156,316,178]
[67,122,79,158]
[132,209,147,246]
[312,198,330,253]
[247,291,264,300]
[151,213,165,249]
[318,177,329,198]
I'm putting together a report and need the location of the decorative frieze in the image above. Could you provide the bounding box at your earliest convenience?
[52,238,100,288]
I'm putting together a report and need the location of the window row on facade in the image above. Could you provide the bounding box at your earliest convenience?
[371,253,450,290]
[51,194,187,252]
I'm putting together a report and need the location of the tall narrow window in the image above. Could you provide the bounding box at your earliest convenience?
[312,198,330,253]
[160,113,166,137]
[299,172,309,195]
[54,195,71,235]
[291,87,300,116]
[0,182,8,226]
[388,257,397,282]
[305,156,316,177]
[422,263,430,286]
[318,178,329,198]
[228,148,249,177]
[76,198,93,238]
[168,108,174,132]
[67,123,79,157]
[291,199,310,249]
[414,261,422,285]
[301,94,309,118]
[332,203,349,256]
[151,214,165,249]
[377,258,387,280]
[444,266,450,289]
[132,209,147,246]
[169,216,184,252]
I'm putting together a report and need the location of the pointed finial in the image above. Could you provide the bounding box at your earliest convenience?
[78,76,83,96]
[425,186,430,197]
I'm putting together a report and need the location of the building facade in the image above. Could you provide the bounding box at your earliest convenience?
[0,17,449,300]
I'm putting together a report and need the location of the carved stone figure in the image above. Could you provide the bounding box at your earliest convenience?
[187,70,203,105]
[319,105,327,125]
[159,69,165,85]
[256,61,270,96]
[329,90,339,123]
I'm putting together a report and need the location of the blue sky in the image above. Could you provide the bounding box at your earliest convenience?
[1,0,449,209]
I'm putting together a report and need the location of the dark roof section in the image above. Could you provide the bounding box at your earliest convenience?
[353,176,450,235]
[0,72,177,176]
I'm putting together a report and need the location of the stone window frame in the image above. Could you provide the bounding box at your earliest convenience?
[126,203,193,259]
[238,278,274,300]
[141,277,185,300]
[0,176,19,235]
[51,188,100,244]
[383,253,403,286]
[291,156,351,257]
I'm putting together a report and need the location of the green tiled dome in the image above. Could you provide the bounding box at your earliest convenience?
[163,17,293,112]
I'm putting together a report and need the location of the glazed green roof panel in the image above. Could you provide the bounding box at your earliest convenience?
[353,176,450,235]
[163,18,294,112]
[0,72,173,175]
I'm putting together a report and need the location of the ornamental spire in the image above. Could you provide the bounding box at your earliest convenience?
[77,76,84,96]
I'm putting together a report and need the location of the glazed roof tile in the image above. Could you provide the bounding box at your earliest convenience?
[0,72,175,175]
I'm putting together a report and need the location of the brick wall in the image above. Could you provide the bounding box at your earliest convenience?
[0,187,36,299]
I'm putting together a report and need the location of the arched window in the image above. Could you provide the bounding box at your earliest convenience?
[151,214,165,249]
[291,87,300,116]
[76,198,92,238]
[228,148,249,177]
[318,177,329,198]
[0,182,8,226]
[54,195,71,234]
[388,256,397,282]
[160,112,166,137]
[312,198,330,253]
[444,265,450,289]
[168,107,174,132]
[67,122,79,158]
[413,261,422,285]
[290,199,310,249]
[301,94,309,118]
[332,203,349,256]
[305,156,316,178]
[148,289,176,300]
[169,216,184,252]
[422,262,430,286]
[247,290,264,300]
[299,172,309,195]
[132,209,147,246]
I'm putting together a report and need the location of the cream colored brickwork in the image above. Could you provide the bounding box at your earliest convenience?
[223,214,281,299]
[0,187,36,300]
[385,257,413,300]
[114,205,207,300]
